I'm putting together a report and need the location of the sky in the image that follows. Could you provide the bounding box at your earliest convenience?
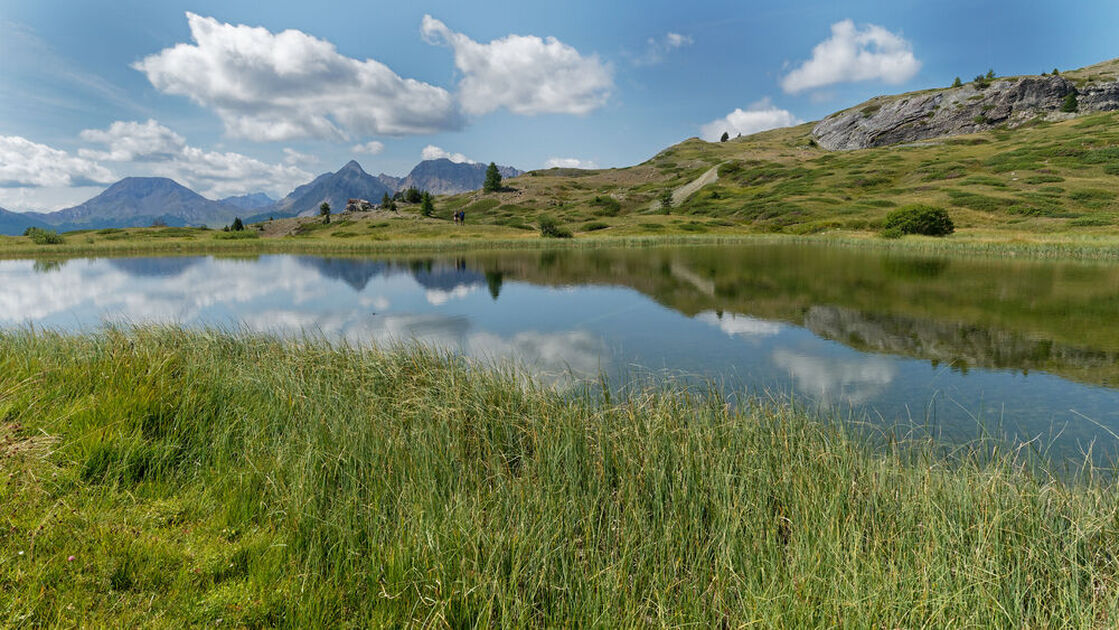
[1,0,1117,212]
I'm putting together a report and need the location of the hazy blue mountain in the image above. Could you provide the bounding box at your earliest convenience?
[270,161,392,217]
[0,207,51,236]
[295,257,394,291]
[40,177,237,230]
[397,159,523,195]
[377,173,403,192]
[219,192,275,212]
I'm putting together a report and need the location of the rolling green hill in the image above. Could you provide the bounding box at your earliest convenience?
[434,63,1119,240]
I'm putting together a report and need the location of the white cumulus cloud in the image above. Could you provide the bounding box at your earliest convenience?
[351,141,385,155]
[79,119,185,162]
[79,119,310,198]
[421,145,475,164]
[133,12,462,141]
[700,99,802,141]
[0,135,115,188]
[781,20,921,94]
[544,157,598,169]
[421,15,612,117]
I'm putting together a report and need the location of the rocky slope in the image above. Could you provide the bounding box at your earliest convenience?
[397,159,522,195]
[269,161,392,218]
[813,73,1119,150]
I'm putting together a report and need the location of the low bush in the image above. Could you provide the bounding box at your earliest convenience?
[538,216,573,239]
[581,221,609,232]
[882,204,955,237]
[23,227,65,245]
[212,230,259,240]
[589,195,621,217]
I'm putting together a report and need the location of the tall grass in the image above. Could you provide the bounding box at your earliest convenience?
[4,230,1119,264]
[2,328,1119,627]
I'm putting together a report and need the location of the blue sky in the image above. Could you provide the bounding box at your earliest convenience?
[1,0,1117,211]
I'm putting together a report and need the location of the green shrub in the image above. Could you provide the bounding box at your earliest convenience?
[23,227,65,245]
[581,221,609,232]
[589,195,621,216]
[1025,174,1065,184]
[213,230,260,240]
[538,216,573,239]
[882,204,955,237]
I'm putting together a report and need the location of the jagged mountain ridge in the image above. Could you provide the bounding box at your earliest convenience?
[1,156,526,234]
[396,159,523,195]
[269,160,393,218]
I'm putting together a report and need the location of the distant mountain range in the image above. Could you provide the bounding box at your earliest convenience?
[1,206,49,235]
[0,158,523,235]
[269,160,393,219]
[219,192,275,212]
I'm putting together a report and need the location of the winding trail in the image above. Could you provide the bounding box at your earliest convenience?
[650,165,720,211]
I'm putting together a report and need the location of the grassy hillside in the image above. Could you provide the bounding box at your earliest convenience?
[437,108,1119,238]
[3,328,1119,627]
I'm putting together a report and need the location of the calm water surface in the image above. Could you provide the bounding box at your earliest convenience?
[3,243,1119,459]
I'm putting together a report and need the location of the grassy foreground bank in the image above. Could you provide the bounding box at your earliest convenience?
[3,329,1119,627]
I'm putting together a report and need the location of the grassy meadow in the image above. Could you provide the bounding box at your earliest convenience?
[3,328,1119,627]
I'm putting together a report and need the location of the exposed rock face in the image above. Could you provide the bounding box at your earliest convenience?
[813,75,1119,150]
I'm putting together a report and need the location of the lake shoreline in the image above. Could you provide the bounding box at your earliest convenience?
[3,327,1118,626]
[4,227,1119,262]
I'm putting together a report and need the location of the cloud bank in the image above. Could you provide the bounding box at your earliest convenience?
[421,15,612,117]
[0,135,115,188]
[79,119,310,198]
[134,13,462,141]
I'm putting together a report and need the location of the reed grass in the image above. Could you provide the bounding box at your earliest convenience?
[4,229,1119,264]
[2,327,1119,627]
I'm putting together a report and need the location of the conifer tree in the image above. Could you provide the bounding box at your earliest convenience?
[483,162,502,192]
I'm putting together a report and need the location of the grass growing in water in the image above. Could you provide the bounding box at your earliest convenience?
[2,328,1119,626]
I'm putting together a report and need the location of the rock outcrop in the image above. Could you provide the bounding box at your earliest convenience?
[813,74,1119,150]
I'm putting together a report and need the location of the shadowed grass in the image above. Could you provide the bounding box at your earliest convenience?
[2,328,1119,627]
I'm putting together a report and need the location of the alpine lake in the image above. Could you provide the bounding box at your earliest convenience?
[4,242,1119,465]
